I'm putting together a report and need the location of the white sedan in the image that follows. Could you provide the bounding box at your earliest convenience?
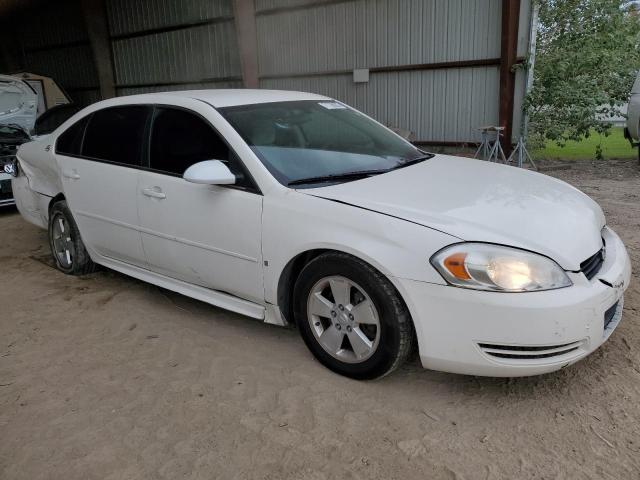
[11,90,631,379]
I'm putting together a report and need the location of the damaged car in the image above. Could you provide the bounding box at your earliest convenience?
[11,90,632,379]
[0,75,37,206]
[0,74,76,206]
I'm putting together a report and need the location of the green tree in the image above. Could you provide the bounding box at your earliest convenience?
[526,0,640,150]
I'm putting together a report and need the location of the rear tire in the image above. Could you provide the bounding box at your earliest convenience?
[48,200,97,275]
[293,252,414,380]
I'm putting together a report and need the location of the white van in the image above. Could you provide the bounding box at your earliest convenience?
[625,71,640,162]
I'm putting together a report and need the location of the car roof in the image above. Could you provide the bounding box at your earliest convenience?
[102,89,332,108]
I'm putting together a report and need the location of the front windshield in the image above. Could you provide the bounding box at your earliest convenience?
[219,100,428,187]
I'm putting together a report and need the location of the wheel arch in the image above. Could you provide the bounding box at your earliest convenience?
[48,192,66,216]
[277,249,329,326]
[275,247,413,330]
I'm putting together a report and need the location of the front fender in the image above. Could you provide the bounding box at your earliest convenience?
[262,190,459,305]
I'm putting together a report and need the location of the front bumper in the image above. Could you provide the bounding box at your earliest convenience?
[395,227,632,377]
[0,172,15,206]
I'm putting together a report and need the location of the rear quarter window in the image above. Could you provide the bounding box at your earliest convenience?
[55,115,91,156]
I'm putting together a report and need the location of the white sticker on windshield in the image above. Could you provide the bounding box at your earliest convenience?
[318,101,347,110]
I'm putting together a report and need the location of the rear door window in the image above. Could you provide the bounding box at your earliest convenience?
[82,106,150,166]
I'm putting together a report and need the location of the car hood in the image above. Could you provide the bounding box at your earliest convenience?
[302,155,605,270]
[0,75,37,133]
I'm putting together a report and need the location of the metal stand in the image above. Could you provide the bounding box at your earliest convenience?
[508,135,537,170]
[474,126,508,164]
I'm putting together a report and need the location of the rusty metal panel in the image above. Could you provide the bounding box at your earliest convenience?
[112,21,241,86]
[107,0,234,36]
[256,0,502,76]
[260,66,500,143]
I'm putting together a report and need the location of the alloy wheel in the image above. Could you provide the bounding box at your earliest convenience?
[306,275,381,363]
[51,214,75,269]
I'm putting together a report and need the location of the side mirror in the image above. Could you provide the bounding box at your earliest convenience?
[183,160,236,185]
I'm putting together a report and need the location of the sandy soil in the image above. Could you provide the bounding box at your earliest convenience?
[1,159,639,480]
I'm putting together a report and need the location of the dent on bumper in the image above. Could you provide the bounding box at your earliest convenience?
[394,228,632,377]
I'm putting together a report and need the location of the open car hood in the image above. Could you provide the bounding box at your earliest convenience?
[0,75,37,134]
[303,155,605,270]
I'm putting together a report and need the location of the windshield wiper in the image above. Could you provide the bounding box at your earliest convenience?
[390,154,435,170]
[288,169,389,186]
[287,153,434,187]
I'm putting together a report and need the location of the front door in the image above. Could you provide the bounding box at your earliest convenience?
[137,106,264,303]
[56,105,151,266]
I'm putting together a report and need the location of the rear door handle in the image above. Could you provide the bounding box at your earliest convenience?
[62,169,80,180]
[142,187,166,199]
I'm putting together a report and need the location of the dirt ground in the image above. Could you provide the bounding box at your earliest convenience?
[1,159,639,480]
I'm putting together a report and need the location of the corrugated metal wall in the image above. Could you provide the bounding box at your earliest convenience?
[261,69,500,144]
[107,0,243,96]
[107,0,233,35]
[2,0,532,144]
[2,0,242,106]
[257,0,502,75]
[255,0,516,143]
[14,0,101,106]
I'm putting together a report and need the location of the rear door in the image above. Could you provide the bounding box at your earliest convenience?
[55,105,151,266]
[137,104,264,303]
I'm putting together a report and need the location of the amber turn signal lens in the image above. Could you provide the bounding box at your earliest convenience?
[443,253,471,280]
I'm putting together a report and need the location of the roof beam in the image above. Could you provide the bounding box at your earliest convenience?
[81,0,116,99]
[499,0,521,154]
[232,0,259,89]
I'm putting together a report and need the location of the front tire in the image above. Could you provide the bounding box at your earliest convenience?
[293,252,414,380]
[48,200,96,275]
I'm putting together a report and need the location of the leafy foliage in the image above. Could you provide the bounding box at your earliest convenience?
[526,0,640,148]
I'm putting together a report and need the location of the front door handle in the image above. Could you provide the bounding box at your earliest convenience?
[62,169,80,180]
[142,187,166,199]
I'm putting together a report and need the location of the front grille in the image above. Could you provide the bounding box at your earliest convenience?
[478,341,583,361]
[580,246,605,280]
[0,179,13,201]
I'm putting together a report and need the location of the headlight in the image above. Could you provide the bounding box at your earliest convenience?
[430,243,572,292]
